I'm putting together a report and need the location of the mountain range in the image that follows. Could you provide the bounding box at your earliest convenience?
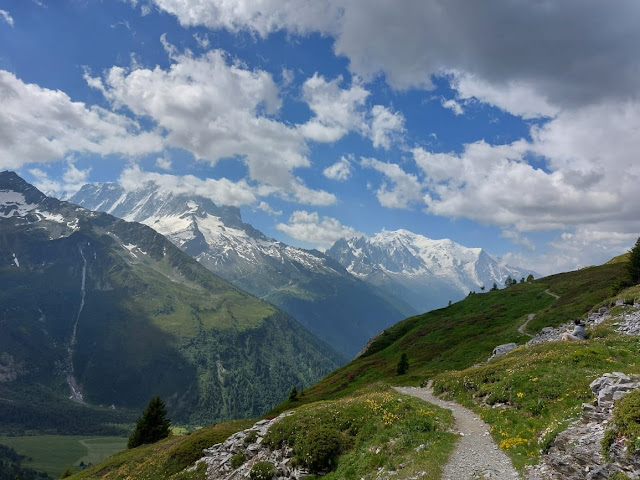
[70,183,415,357]
[327,230,536,312]
[0,171,340,428]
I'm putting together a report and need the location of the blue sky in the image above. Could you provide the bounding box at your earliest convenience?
[1,0,640,275]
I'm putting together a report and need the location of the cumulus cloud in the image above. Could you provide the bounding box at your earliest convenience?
[441,98,464,116]
[141,1,640,109]
[298,74,404,148]
[448,71,558,119]
[0,9,14,27]
[504,228,638,276]
[361,157,423,209]
[155,156,172,170]
[276,210,362,250]
[87,39,335,206]
[119,165,257,207]
[255,201,282,216]
[0,70,162,169]
[369,105,404,149]
[298,74,369,143]
[323,155,352,181]
[138,0,341,36]
[28,161,91,197]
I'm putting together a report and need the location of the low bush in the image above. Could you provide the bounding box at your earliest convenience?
[230,452,245,469]
[249,461,275,480]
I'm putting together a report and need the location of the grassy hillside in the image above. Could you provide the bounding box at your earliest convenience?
[68,258,637,479]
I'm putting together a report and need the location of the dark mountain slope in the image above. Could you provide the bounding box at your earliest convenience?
[0,171,341,428]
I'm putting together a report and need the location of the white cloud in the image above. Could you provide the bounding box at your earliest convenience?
[119,165,258,207]
[155,156,172,170]
[28,161,91,197]
[323,155,352,182]
[0,70,162,169]
[298,74,369,143]
[255,201,282,216]
[193,32,209,48]
[369,105,404,149]
[441,98,464,116]
[142,1,640,109]
[361,157,423,209]
[87,39,335,206]
[276,210,362,250]
[139,0,341,37]
[501,229,535,251]
[141,4,152,16]
[281,68,294,86]
[448,71,558,119]
[503,228,638,276]
[0,10,14,27]
[298,74,403,149]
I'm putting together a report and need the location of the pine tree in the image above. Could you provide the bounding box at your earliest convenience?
[629,236,640,284]
[396,353,409,375]
[127,396,171,449]
[288,386,298,401]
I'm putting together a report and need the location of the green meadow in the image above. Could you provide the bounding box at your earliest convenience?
[0,435,127,478]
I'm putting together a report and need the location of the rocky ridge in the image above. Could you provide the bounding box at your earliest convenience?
[527,372,640,479]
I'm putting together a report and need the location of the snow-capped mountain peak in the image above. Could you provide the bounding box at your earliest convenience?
[327,229,535,312]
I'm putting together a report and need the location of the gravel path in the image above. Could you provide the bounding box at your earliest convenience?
[518,313,536,337]
[395,385,520,480]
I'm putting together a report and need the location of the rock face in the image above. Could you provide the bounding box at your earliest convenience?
[526,307,612,346]
[527,372,640,479]
[194,412,311,480]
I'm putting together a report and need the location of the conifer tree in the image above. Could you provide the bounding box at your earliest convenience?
[396,353,409,375]
[629,236,640,284]
[127,396,171,449]
[288,386,298,401]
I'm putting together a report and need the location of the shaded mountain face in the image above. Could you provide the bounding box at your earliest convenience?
[70,183,415,357]
[327,230,536,313]
[0,171,341,427]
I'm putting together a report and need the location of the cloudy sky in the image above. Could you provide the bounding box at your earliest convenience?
[1,0,639,275]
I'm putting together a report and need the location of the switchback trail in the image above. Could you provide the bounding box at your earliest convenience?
[518,313,536,337]
[394,385,519,480]
[519,290,560,336]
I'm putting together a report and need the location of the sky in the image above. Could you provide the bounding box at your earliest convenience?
[1,0,639,276]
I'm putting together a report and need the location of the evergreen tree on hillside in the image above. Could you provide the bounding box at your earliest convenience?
[629,236,640,284]
[396,353,409,375]
[127,396,171,449]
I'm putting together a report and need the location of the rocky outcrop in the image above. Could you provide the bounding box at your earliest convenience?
[192,411,311,480]
[527,372,640,479]
[526,307,611,346]
[611,308,640,336]
[489,343,518,360]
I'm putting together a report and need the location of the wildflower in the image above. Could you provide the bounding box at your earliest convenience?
[517,392,524,398]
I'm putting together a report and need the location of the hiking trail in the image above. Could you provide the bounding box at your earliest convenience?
[394,384,519,479]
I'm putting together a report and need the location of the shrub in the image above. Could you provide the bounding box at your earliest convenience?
[230,452,245,469]
[296,425,342,473]
[244,430,258,444]
[611,389,640,453]
[249,461,275,480]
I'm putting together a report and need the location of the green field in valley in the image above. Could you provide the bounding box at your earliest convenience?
[0,435,127,478]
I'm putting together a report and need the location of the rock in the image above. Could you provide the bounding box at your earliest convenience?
[527,373,640,479]
[490,343,518,359]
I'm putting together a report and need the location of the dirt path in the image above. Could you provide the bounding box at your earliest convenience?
[394,385,519,480]
[518,313,536,337]
[545,289,560,300]
[519,290,560,337]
